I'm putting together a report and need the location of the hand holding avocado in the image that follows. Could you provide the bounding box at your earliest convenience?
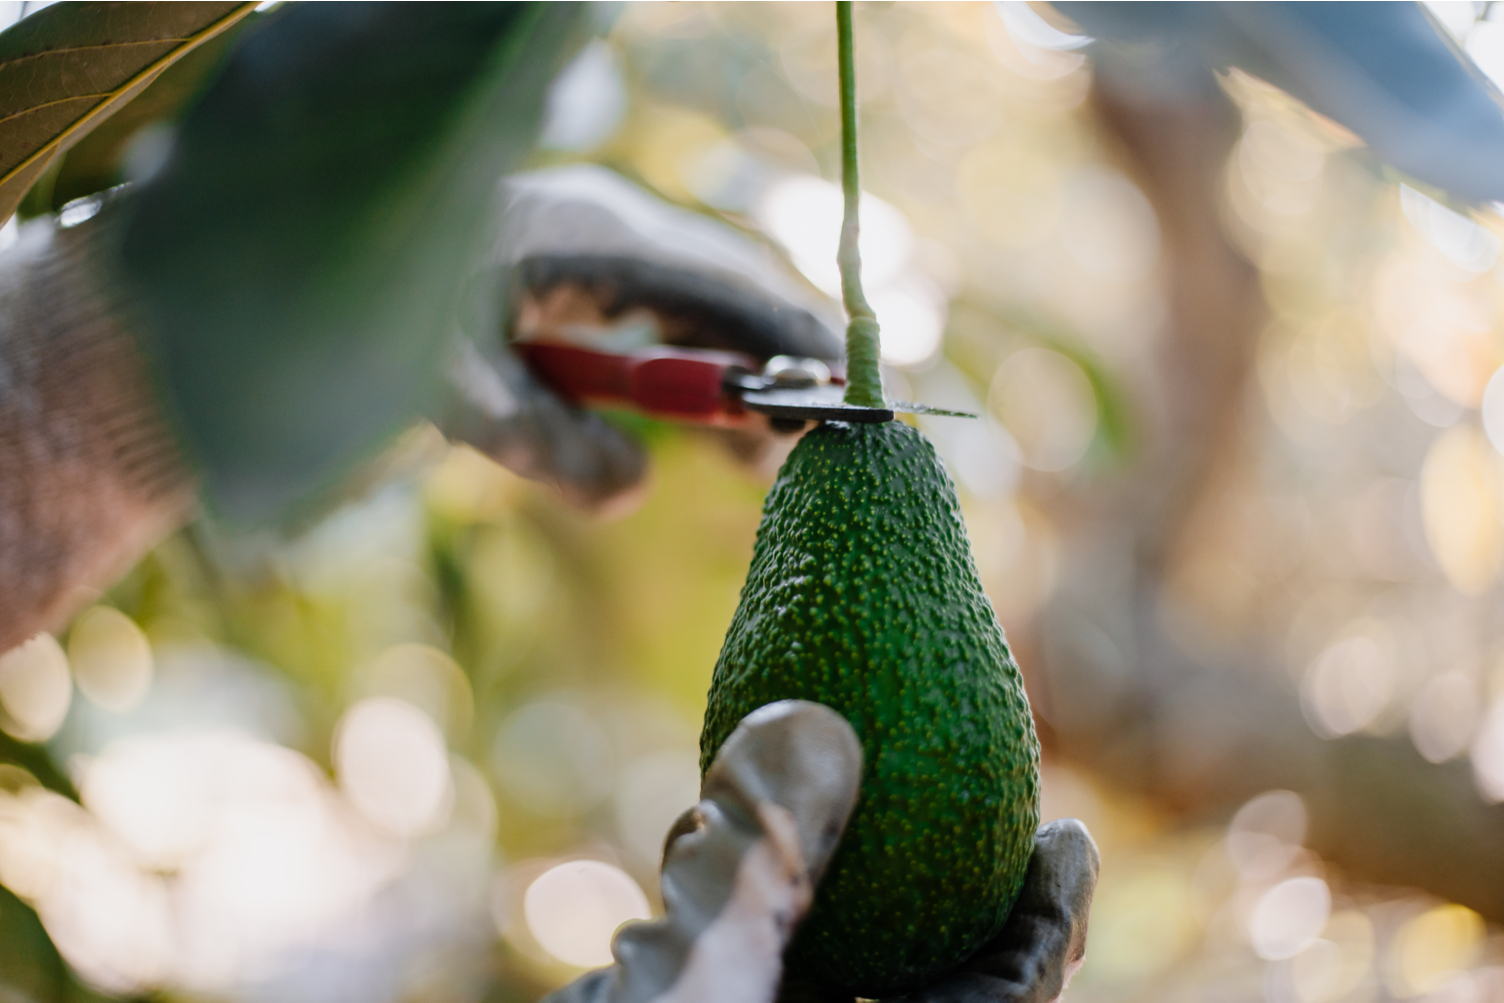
[885,820,1098,1003]
[543,702,1097,1003]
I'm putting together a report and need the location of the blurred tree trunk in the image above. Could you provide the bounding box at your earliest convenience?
[1026,61,1504,918]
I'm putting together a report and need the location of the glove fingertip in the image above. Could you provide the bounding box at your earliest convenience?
[704,700,864,882]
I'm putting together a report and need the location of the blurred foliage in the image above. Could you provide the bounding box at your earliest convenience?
[121,2,592,523]
[10,3,1504,1003]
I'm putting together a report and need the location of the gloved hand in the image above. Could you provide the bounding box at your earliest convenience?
[436,165,844,510]
[543,701,1099,1003]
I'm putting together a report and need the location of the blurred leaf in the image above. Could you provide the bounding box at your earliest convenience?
[0,1,257,224]
[1056,1,1504,204]
[0,730,77,800]
[0,885,67,1003]
[1052,337,1133,463]
[120,2,593,523]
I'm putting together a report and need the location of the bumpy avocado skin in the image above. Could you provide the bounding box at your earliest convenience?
[700,421,1040,997]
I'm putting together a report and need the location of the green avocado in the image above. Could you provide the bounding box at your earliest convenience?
[699,420,1040,997]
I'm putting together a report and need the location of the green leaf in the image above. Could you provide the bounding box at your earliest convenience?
[50,10,259,210]
[118,3,593,523]
[0,1,257,224]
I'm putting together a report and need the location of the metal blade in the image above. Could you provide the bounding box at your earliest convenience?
[741,386,893,423]
[891,401,979,418]
[740,386,978,423]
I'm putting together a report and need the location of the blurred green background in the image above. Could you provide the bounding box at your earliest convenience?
[6,2,1504,1002]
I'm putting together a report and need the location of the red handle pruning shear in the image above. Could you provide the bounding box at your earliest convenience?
[516,342,973,427]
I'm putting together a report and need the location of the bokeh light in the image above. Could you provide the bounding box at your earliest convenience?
[1288,910,1375,1003]
[1468,699,1504,802]
[754,174,913,296]
[523,860,651,969]
[1481,365,1504,454]
[0,633,71,743]
[614,750,701,865]
[1084,854,1201,982]
[0,726,409,993]
[0,783,82,902]
[355,643,474,740]
[1388,904,1485,996]
[67,606,153,714]
[1238,118,1325,217]
[1250,877,1332,960]
[1409,672,1479,764]
[1058,166,1159,284]
[490,700,613,819]
[987,347,1098,471]
[869,278,946,367]
[1300,629,1398,738]
[895,39,1003,147]
[541,40,627,152]
[38,820,174,995]
[1227,790,1307,880]
[1401,185,1501,274]
[335,696,453,838]
[1420,425,1504,594]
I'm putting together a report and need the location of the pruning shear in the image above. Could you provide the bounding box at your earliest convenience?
[516,341,975,430]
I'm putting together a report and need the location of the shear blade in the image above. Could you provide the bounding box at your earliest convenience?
[892,401,979,418]
[741,387,894,423]
[741,386,979,424]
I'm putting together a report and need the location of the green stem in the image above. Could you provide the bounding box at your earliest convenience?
[837,0,883,409]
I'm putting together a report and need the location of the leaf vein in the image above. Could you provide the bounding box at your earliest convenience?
[0,37,191,72]
[0,3,259,215]
[0,92,109,129]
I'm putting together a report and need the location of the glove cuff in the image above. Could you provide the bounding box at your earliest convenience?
[0,214,194,652]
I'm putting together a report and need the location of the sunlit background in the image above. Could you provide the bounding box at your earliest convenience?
[9,2,1504,1002]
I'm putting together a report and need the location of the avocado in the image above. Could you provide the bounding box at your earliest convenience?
[699,419,1040,997]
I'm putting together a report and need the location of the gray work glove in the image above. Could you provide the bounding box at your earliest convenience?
[883,821,1098,1003]
[439,165,844,510]
[544,701,1099,1003]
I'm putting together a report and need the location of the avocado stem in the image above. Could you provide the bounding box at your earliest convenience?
[836,1,884,409]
